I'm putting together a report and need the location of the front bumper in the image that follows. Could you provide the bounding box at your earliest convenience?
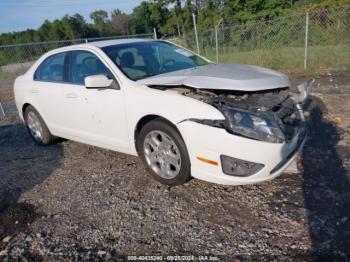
[177,121,307,185]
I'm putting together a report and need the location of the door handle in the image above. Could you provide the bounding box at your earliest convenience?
[65,93,77,99]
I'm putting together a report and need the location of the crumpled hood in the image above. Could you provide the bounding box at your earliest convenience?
[137,63,290,91]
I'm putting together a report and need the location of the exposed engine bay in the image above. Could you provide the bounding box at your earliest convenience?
[178,87,294,115]
[179,86,302,140]
[151,84,310,143]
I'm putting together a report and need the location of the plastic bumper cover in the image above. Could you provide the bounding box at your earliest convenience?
[177,121,307,185]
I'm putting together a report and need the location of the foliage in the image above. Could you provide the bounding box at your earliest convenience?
[0,0,349,75]
[0,69,14,79]
[109,9,132,35]
[90,10,108,34]
[0,0,349,45]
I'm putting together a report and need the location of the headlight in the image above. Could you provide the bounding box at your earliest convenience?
[220,105,285,143]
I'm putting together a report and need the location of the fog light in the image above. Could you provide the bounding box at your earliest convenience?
[220,155,264,177]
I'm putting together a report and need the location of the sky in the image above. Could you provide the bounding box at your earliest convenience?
[0,0,144,34]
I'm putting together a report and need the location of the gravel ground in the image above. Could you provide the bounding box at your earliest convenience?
[0,70,350,261]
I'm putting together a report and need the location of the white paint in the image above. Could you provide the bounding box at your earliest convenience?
[84,75,113,88]
[285,159,299,174]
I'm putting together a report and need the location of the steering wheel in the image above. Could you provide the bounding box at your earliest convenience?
[160,59,176,72]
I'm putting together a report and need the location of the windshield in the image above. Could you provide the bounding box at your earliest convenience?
[101,41,209,81]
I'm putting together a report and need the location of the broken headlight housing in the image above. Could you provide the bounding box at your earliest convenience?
[220,105,285,143]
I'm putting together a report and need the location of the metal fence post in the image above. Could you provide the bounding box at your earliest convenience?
[214,19,223,64]
[192,13,200,54]
[215,26,219,63]
[304,12,309,70]
[0,102,5,117]
[153,28,157,39]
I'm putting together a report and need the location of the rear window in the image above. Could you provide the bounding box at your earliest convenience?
[34,52,67,82]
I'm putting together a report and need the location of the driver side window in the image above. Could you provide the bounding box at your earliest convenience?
[70,50,114,85]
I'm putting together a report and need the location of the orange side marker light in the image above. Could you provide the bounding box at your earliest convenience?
[196,156,218,166]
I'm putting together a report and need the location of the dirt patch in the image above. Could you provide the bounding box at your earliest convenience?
[0,202,39,235]
[0,78,15,101]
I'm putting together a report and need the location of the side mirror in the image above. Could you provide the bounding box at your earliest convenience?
[85,75,117,89]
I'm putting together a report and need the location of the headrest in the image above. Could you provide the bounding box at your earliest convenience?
[120,51,135,67]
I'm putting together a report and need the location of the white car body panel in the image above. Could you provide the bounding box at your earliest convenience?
[177,121,305,185]
[14,39,307,185]
[50,84,130,151]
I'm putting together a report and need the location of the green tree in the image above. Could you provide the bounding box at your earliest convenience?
[1,0,349,45]
[130,2,153,34]
[90,10,108,34]
[197,0,222,29]
[183,0,194,32]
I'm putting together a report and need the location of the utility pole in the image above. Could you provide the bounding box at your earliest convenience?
[0,102,5,117]
[215,18,223,63]
[304,12,309,70]
[153,28,157,39]
[192,13,200,54]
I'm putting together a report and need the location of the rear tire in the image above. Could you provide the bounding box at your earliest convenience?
[137,119,191,186]
[24,106,57,145]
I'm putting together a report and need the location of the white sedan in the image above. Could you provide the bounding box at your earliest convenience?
[14,39,313,186]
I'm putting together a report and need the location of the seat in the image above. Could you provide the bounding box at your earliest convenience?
[78,57,103,83]
[49,64,64,81]
[143,53,160,75]
[120,52,135,68]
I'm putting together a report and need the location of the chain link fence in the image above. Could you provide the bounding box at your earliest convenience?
[171,5,350,73]
[0,100,16,119]
[0,33,154,124]
[0,33,154,77]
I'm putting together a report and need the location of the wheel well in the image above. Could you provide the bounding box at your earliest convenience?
[22,103,31,115]
[134,115,181,154]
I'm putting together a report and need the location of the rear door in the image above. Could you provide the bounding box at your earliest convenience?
[33,51,69,132]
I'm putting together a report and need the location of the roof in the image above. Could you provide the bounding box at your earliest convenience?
[87,38,154,48]
[42,38,157,58]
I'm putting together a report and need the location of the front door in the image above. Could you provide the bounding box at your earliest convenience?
[60,50,130,151]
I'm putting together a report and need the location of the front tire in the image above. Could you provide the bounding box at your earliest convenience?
[24,106,57,145]
[137,119,191,186]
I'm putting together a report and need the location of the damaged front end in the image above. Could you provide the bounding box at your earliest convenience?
[159,79,314,144]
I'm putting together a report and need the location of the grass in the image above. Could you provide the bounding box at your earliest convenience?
[0,69,16,79]
[1,44,349,79]
[201,44,350,75]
